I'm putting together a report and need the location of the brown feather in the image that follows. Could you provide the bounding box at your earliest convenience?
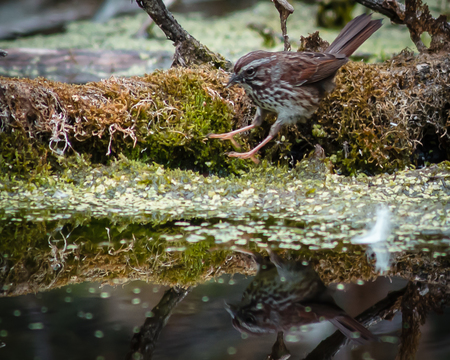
[326,13,383,57]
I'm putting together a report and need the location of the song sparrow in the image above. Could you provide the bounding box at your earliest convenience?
[209,14,382,163]
[225,248,377,345]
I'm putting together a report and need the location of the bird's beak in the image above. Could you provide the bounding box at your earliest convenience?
[226,73,240,88]
[224,301,238,318]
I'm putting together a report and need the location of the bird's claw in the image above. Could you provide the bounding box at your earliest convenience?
[227,151,260,164]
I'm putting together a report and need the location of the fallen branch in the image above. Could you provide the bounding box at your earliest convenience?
[354,0,450,52]
[135,0,230,69]
[272,0,295,51]
[0,48,172,84]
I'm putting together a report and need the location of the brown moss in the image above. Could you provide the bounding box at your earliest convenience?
[297,51,450,175]
[316,61,412,174]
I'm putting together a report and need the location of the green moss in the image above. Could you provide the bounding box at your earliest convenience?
[0,129,53,181]
[124,69,238,173]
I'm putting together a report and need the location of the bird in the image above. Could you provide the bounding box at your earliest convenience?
[209,14,382,164]
[225,248,377,345]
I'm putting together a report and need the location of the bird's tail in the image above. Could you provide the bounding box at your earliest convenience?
[329,314,378,345]
[325,14,382,57]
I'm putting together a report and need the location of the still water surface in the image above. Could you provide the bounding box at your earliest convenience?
[1,273,449,360]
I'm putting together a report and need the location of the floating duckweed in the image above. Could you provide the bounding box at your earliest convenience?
[381,336,399,343]
[1,159,450,292]
[94,330,104,338]
[286,334,300,342]
[28,323,44,330]
[300,325,309,332]
[361,351,374,360]
[100,292,111,299]
[131,298,141,305]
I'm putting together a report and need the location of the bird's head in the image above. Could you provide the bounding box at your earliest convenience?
[227,50,274,89]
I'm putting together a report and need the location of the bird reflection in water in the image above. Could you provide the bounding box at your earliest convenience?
[225,248,377,348]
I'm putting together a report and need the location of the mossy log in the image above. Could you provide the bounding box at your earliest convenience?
[1,51,450,178]
[0,66,249,177]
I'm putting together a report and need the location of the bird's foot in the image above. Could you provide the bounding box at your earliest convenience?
[227,150,260,164]
[208,132,241,149]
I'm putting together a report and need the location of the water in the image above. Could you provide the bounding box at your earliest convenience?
[4,274,442,360]
[1,162,450,359]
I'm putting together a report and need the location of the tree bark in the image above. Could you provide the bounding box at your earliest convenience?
[135,0,231,69]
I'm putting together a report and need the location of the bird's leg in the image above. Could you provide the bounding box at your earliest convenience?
[227,135,274,164]
[208,124,255,149]
[227,117,282,164]
[208,107,267,149]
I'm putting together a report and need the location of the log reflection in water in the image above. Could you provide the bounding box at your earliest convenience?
[126,286,191,360]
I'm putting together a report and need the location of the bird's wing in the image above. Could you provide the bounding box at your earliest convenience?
[280,51,348,86]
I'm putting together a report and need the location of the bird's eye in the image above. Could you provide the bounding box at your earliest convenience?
[243,314,256,325]
[245,67,255,76]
